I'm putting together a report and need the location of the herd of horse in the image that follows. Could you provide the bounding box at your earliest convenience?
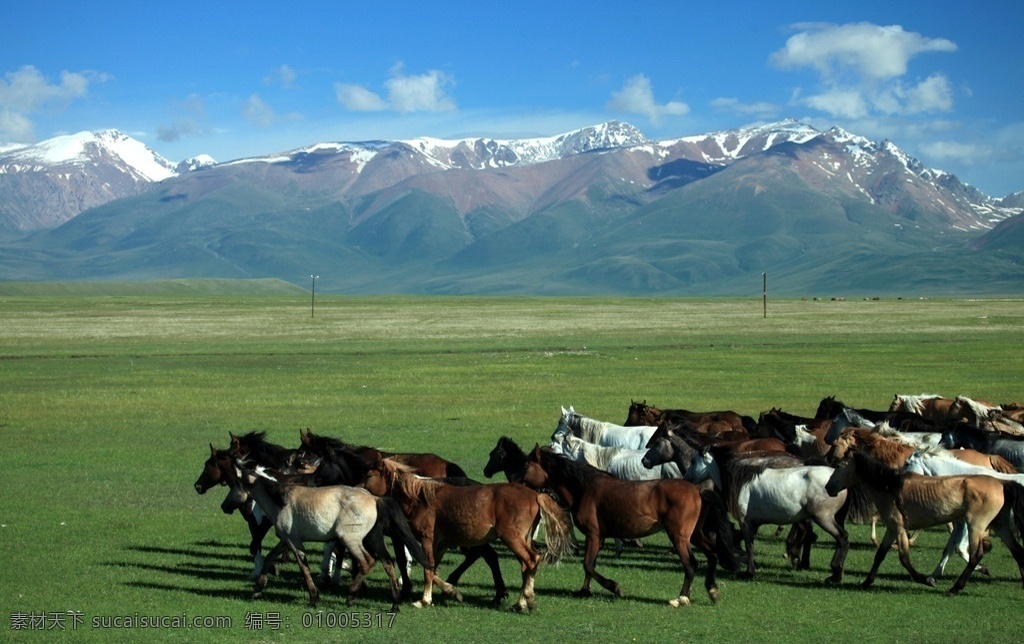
[193,393,1024,611]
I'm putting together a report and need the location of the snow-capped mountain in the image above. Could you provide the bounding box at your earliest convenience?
[0,130,182,233]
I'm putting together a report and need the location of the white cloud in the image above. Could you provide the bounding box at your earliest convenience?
[919,140,992,165]
[385,68,455,113]
[335,65,456,114]
[711,97,779,119]
[335,83,388,111]
[242,94,275,128]
[771,22,956,81]
[265,64,297,89]
[0,65,108,141]
[607,74,688,124]
[771,23,958,120]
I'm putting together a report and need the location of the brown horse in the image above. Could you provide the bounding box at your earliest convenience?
[522,444,739,607]
[194,444,274,579]
[625,400,754,434]
[888,394,955,426]
[298,428,466,479]
[825,450,1024,594]
[369,457,572,612]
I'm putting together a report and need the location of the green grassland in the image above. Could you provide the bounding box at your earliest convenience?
[1,287,1023,642]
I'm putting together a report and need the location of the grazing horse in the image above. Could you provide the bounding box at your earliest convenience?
[625,400,755,433]
[222,464,427,609]
[522,445,739,607]
[825,450,1024,594]
[551,432,683,480]
[369,457,573,612]
[194,444,274,579]
[683,447,852,583]
[557,407,657,449]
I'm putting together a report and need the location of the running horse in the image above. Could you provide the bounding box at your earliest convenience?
[368,456,573,612]
[522,444,739,607]
[825,450,1024,594]
[297,429,467,479]
[625,400,756,434]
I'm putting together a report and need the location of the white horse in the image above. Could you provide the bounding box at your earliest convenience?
[550,432,682,480]
[683,447,850,583]
[557,406,657,450]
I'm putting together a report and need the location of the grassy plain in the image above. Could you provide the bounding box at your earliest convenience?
[1,291,1023,642]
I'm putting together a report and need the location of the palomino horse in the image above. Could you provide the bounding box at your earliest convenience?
[625,399,756,433]
[557,407,657,449]
[682,446,852,583]
[825,450,1024,594]
[369,457,572,612]
[948,396,1024,436]
[522,445,739,607]
[222,464,428,609]
[551,431,683,480]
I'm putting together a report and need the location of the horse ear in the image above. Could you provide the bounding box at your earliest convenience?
[299,428,310,444]
[530,443,543,458]
[209,443,217,457]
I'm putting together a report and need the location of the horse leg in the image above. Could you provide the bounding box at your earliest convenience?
[893,527,937,588]
[666,532,699,607]
[861,529,896,589]
[252,539,288,599]
[947,526,986,595]
[740,522,758,579]
[245,510,273,579]
[576,534,620,598]
[284,540,321,607]
[340,538,375,606]
[501,536,541,613]
[989,514,1024,588]
[446,544,507,607]
[812,516,848,585]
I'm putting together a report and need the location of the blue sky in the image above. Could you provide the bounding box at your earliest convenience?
[2,1,1022,196]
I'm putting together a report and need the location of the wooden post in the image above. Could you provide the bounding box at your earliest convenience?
[762,272,767,318]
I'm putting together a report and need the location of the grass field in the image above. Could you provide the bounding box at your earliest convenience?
[1,291,1023,642]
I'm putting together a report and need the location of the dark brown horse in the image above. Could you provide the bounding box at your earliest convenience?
[369,457,573,612]
[522,444,739,607]
[194,443,274,578]
[297,429,467,480]
[625,400,755,434]
[825,450,1024,594]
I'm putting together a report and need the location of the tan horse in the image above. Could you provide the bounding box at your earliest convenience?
[369,457,572,612]
[888,394,955,426]
[825,450,1024,594]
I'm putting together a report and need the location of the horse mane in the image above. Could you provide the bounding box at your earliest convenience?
[540,448,608,488]
[232,431,293,467]
[855,429,914,465]
[891,393,943,415]
[498,436,528,465]
[851,449,905,494]
[378,457,438,506]
[953,395,998,420]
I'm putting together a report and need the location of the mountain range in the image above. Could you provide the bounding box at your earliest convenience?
[1,120,1022,296]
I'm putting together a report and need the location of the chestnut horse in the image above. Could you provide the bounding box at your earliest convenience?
[625,400,755,434]
[522,444,739,607]
[368,457,573,612]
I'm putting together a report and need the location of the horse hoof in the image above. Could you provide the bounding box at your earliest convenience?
[411,601,426,609]
[572,588,593,599]
[925,577,937,588]
[668,596,691,608]
[613,584,625,598]
[708,588,720,605]
[979,565,991,577]
[859,580,873,591]
[251,591,263,600]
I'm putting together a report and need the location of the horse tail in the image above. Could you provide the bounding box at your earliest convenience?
[990,454,1018,475]
[374,496,429,569]
[1002,480,1024,539]
[536,492,574,563]
[698,487,741,572]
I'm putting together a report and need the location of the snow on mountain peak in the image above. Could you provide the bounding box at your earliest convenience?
[1,130,177,182]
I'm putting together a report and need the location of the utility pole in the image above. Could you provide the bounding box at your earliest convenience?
[762,272,767,318]
[310,274,318,318]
